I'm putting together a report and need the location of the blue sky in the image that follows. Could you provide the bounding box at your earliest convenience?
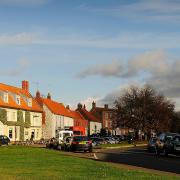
[0,0,180,109]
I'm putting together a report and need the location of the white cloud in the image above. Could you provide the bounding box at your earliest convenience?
[0,33,35,45]
[35,32,180,49]
[77,60,122,78]
[78,50,180,110]
[0,58,30,76]
[80,96,101,111]
[84,0,180,22]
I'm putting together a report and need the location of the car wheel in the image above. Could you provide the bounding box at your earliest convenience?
[57,145,61,150]
[155,146,160,156]
[162,148,168,156]
[89,148,92,153]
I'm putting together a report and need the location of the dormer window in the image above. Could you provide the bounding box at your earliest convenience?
[16,95,21,105]
[3,92,8,103]
[27,98,32,107]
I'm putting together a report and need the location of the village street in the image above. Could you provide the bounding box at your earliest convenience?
[62,146,180,175]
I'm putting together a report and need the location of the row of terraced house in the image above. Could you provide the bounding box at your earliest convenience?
[0,80,126,142]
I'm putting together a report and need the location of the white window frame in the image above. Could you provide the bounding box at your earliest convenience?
[27,98,32,107]
[3,92,8,103]
[16,95,21,105]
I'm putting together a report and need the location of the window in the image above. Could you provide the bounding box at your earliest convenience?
[11,112,16,121]
[9,128,13,139]
[109,113,113,118]
[3,92,8,103]
[16,95,21,105]
[105,112,108,119]
[7,111,10,121]
[23,111,25,122]
[27,98,32,107]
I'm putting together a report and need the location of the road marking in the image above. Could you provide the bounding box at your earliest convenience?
[94,153,98,160]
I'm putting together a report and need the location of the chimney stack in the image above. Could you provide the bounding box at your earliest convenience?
[77,103,83,109]
[104,104,108,109]
[22,80,29,92]
[66,105,70,110]
[92,101,96,109]
[36,90,41,98]
[47,93,51,100]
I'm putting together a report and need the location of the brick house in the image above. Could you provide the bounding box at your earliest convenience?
[90,102,115,134]
[70,109,88,136]
[76,103,102,135]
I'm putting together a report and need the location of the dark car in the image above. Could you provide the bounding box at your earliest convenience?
[155,132,180,156]
[46,138,58,149]
[90,137,105,146]
[66,136,92,152]
[147,137,157,152]
[0,135,10,145]
[161,135,180,156]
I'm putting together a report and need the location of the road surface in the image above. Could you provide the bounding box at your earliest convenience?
[94,147,180,174]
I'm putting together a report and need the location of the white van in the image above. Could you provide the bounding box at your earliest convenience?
[56,130,73,144]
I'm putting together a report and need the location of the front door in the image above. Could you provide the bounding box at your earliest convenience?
[31,130,35,141]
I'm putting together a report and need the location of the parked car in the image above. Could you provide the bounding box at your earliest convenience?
[155,132,180,156]
[64,136,92,152]
[104,137,116,144]
[147,137,157,152]
[46,138,58,149]
[0,135,10,145]
[61,136,73,151]
[90,137,105,146]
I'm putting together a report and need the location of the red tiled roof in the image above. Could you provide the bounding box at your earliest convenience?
[0,83,42,112]
[70,110,88,128]
[70,110,85,120]
[40,98,73,118]
[78,108,101,123]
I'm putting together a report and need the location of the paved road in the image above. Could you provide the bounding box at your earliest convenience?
[94,147,180,174]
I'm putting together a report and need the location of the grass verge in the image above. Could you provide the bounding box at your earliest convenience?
[0,146,178,180]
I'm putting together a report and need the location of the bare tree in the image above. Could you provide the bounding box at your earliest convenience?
[114,85,174,139]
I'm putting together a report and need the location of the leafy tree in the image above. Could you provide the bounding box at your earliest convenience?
[114,85,174,139]
[100,128,107,136]
[171,112,180,133]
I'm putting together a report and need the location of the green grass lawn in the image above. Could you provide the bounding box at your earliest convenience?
[0,146,178,180]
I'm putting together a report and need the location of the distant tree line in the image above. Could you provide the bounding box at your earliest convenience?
[113,85,179,139]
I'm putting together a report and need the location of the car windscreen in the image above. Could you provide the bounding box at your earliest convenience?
[166,136,174,141]
[174,136,180,142]
[150,138,157,143]
[63,133,72,138]
[73,136,89,141]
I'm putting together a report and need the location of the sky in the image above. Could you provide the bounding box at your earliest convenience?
[0,0,180,110]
